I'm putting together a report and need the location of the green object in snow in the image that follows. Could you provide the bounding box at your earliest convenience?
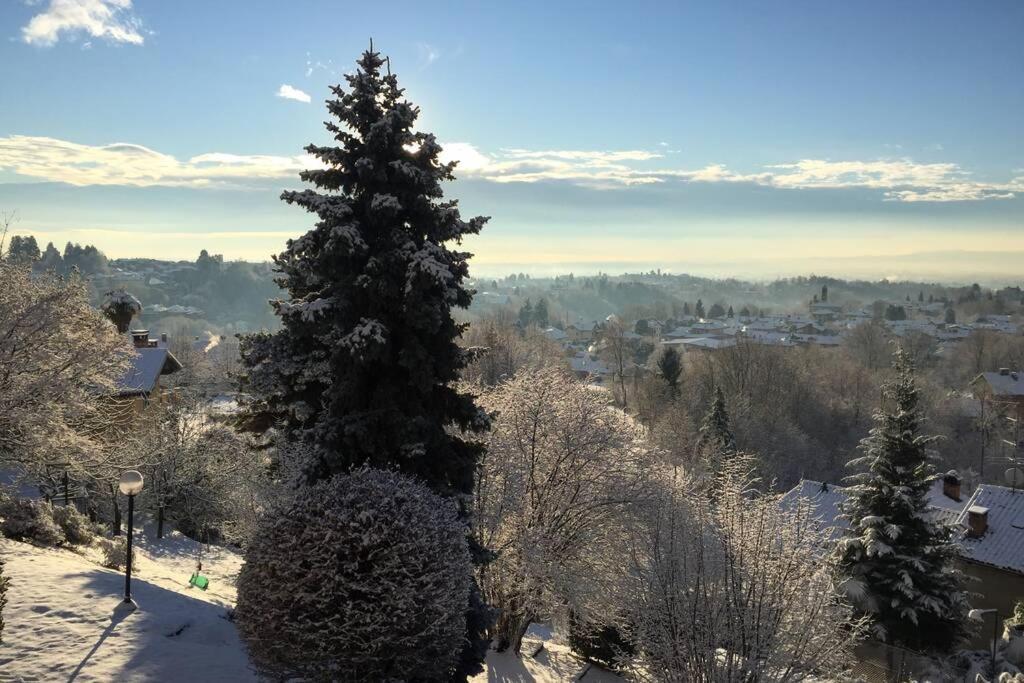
[189,573,209,590]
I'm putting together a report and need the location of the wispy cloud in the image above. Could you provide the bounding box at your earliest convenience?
[0,135,315,188]
[276,84,311,103]
[416,42,440,68]
[22,0,144,47]
[1,134,1020,202]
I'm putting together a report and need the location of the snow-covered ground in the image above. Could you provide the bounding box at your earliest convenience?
[1,526,625,682]
[0,528,254,682]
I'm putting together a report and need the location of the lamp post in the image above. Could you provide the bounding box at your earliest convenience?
[969,608,1000,677]
[118,470,144,606]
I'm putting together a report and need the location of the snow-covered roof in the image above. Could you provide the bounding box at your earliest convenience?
[680,337,737,350]
[542,327,567,341]
[975,370,1024,397]
[116,347,183,396]
[956,484,1024,575]
[781,479,1024,575]
[779,480,848,541]
[569,352,611,376]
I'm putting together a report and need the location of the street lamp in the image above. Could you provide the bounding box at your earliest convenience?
[118,470,144,606]
[969,608,1000,677]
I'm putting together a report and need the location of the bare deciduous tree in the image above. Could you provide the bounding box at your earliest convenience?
[473,366,655,653]
[619,457,866,681]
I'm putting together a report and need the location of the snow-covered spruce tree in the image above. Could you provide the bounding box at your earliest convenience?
[235,468,472,682]
[237,46,491,676]
[696,386,736,470]
[836,346,970,651]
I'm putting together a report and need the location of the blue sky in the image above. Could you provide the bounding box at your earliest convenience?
[1,0,1022,280]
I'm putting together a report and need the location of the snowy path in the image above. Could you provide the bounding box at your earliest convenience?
[0,534,255,682]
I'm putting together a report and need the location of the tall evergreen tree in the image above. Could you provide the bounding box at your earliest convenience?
[533,297,549,327]
[836,347,969,651]
[697,386,736,465]
[695,299,705,319]
[517,299,534,327]
[237,46,491,677]
[821,284,828,302]
[5,235,39,265]
[657,346,682,398]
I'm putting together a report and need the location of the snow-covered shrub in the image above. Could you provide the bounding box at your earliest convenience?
[50,505,95,546]
[0,498,63,546]
[98,537,136,571]
[235,468,472,681]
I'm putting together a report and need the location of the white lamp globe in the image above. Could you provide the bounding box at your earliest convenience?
[118,470,144,496]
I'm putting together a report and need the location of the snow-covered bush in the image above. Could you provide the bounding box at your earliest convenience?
[98,536,136,571]
[235,468,472,681]
[50,505,96,546]
[0,498,63,546]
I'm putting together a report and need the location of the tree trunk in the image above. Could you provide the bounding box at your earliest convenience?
[157,504,164,539]
[493,604,533,654]
[110,483,121,536]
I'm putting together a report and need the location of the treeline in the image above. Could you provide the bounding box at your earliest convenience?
[3,235,109,274]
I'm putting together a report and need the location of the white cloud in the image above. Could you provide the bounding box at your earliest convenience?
[442,143,1024,201]
[0,135,318,188]
[0,134,1020,202]
[22,0,144,47]
[276,84,311,103]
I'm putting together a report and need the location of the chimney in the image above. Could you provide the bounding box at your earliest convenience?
[967,506,989,538]
[130,329,150,349]
[942,473,961,502]
[1000,368,1010,376]
[160,333,168,344]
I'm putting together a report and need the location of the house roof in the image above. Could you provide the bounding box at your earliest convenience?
[116,347,183,396]
[779,480,848,541]
[975,371,1024,397]
[569,352,611,376]
[681,337,737,350]
[781,479,1024,575]
[955,484,1024,575]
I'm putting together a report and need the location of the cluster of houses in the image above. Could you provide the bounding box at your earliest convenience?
[539,304,1021,384]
